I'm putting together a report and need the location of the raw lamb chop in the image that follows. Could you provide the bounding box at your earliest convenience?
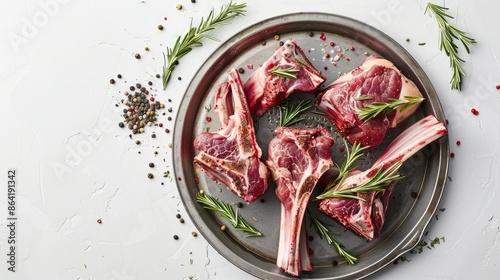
[318,115,447,240]
[244,39,325,116]
[266,127,334,276]
[193,69,270,203]
[317,55,424,148]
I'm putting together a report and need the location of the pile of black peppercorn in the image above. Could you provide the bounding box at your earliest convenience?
[118,82,165,134]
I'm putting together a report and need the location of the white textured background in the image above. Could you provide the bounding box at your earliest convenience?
[1,0,499,279]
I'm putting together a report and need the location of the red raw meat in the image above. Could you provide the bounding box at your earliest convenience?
[318,115,447,240]
[266,127,334,276]
[317,55,424,148]
[244,39,325,116]
[193,69,270,203]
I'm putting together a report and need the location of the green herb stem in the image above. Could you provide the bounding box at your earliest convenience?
[317,161,404,200]
[278,99,313,127]
[162,1,246,89]
[196,191,262,237]
[357,96,424,122]
[320,139,367,194]
[310,215,358,264]
[268,66,300,79]
[425,3,476,91]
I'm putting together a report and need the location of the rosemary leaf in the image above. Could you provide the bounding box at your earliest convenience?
[317,161,404,200]
[196,191,262,237]
[425,3,477,91]
[310,215,358,264]
[278,99,313,127]
[162,1,246,89]
[357,96,424,122]
[320,140,367,194]
[268,66,300,79]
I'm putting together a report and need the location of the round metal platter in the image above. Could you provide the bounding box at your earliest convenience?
[173,13,449,279]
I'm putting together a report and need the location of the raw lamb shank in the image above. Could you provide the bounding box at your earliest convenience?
[193,69,270,203]
[266,127,334,276]
[318,115,447,240]
[317,55,424,148]
[244,39,325,116]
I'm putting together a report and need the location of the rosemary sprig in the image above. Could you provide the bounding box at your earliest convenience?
[319,140,367,196]
[357,96,425,122]
[162,1,246,89]
[196,190,262,237]
[268,66,300,79]
[316,161,404,200]
[425,3,477,91]
[310,109,326,115]
[333,140,367,189]
[278,99,313,127]
[295,57,308,67]
[310,215,358,264]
